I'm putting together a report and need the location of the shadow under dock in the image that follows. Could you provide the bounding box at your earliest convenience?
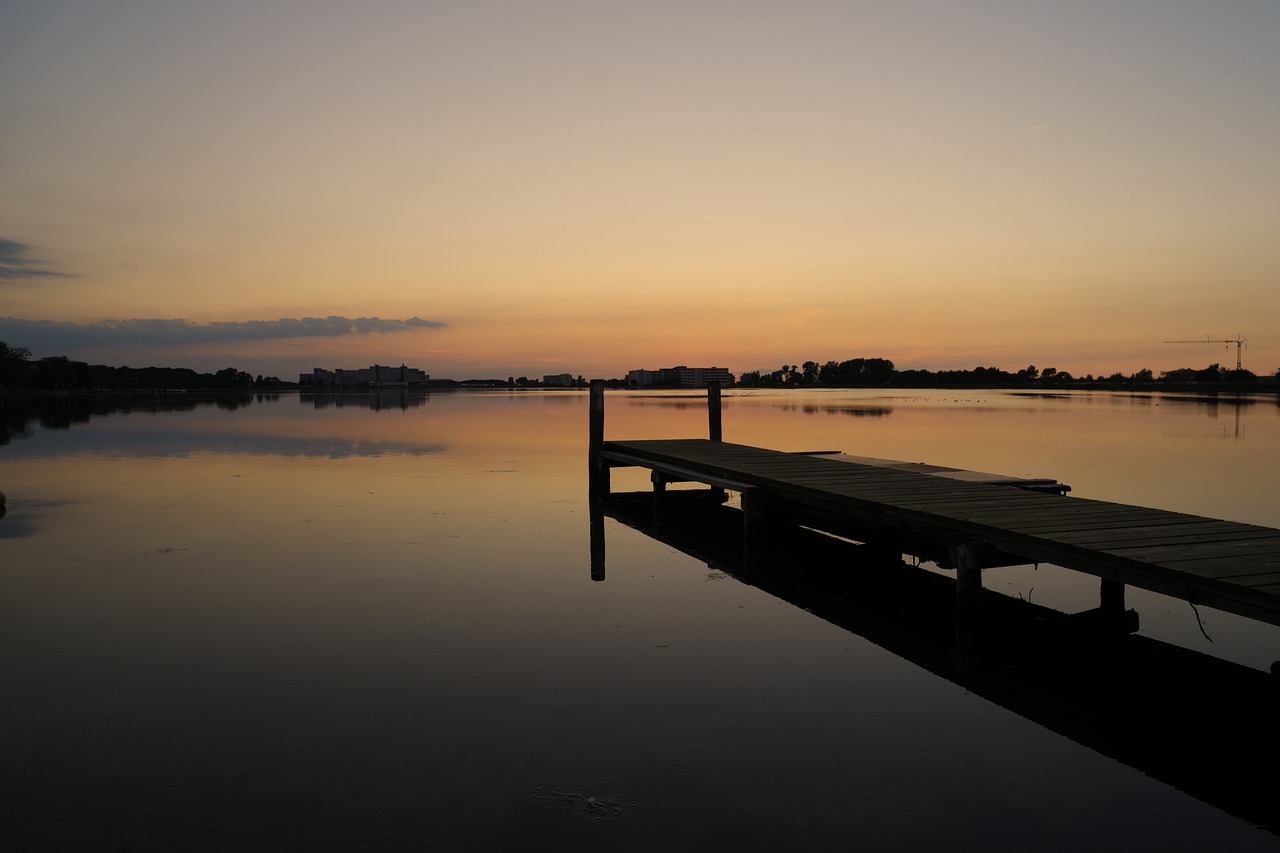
[590,488,1280,836]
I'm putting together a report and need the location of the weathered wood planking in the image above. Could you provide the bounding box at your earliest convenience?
[601,438,1280,626]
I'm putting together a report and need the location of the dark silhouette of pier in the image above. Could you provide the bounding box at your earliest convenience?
[588,382,1280,631]
[586,379,1280,830]
[589,488,1280,835]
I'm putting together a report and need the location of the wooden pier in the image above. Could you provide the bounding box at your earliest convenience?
[588,381,1280,632]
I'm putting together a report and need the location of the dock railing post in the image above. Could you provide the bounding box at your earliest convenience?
[707,383,722,441]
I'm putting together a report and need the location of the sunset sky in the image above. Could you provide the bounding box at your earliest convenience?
[2,1,1276,381]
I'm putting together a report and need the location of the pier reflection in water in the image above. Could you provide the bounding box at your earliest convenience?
[591,487,1280,835]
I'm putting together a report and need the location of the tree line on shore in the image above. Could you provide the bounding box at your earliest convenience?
[0,343,288,392]
[1,340,1273,393]
[734,358,1266,388]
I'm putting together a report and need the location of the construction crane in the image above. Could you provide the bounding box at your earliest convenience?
[1162,335,1246,371]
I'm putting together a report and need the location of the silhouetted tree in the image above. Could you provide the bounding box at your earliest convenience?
[1195,363,1225,382]
[0,341,32,391]
[34,356,82,389]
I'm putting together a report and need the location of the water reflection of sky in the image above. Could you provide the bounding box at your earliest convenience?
[2,389,1279,849]
[1,392,455,457]
[4,426,448,459]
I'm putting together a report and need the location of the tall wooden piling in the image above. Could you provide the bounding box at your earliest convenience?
[707,383,726,499]
[588,379,608,580]
[707,383,722,441]
[588,379,608,500]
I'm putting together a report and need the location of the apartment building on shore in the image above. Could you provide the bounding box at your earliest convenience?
[302,364,429,388]
[626,365,734,388]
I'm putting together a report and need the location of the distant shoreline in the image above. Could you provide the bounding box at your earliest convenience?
[5,381,1278,398]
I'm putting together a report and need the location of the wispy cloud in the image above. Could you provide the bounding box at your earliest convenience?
[0,238,69,282]
[0,315,446,350]
[788,308,825,325]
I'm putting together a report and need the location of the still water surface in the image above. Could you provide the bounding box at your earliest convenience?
[2,389,1278,850]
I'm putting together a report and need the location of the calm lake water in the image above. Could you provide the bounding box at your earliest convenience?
[2,388,1278,851]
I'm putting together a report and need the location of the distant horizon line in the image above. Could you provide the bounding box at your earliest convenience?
[4,343,1272,386]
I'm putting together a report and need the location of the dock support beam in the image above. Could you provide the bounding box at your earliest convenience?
[708,383,722,441]
[588,379,608,581]
[742,489,775,570]
[1097,576,1139,637]
[589,499,606,582]
[651,471,669,526]
[952,543,984,674]
[707,383,725,499]
[1100,577,1125,614]
[589,379,609,500]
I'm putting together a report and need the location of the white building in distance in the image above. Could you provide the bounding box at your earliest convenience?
[303,364,429,388]
[627,365,734,387]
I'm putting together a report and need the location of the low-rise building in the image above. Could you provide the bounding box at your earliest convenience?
[627,365,734,387]
[302,364,429,388]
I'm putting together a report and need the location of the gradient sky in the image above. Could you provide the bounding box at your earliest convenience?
[2,1,1277,380]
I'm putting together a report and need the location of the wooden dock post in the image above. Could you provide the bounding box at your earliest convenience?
[589,379,609,501]
[1100,577,1125,613]
[742,489,769,570]
[707,383,722,442]
[650,470,670,528]
[706,383,726,500]
[588,379,608,579]
[589,497,606,582]
[952,543,984,673]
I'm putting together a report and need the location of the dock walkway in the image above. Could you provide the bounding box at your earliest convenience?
[595,433,1280,628]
